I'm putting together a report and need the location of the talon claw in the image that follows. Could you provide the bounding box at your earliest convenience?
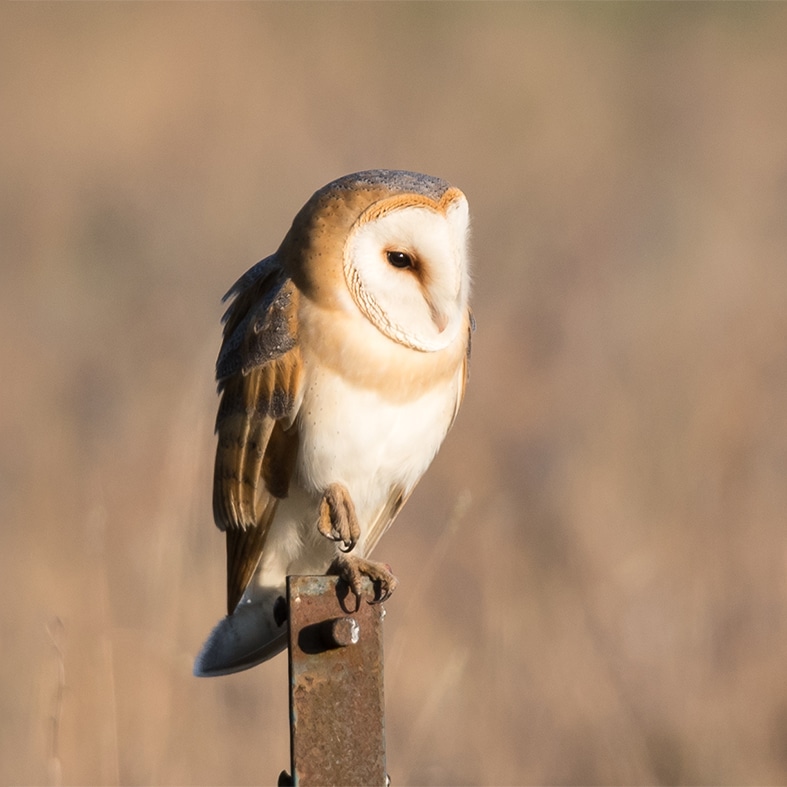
[318,483,360,553]
[373,576,397,604]
[329,554,398,606]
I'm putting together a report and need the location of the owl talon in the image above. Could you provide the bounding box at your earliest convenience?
[318,483,361,552]
[329,554,399,604]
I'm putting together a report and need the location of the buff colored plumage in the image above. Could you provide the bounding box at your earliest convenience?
[195,170,472,676]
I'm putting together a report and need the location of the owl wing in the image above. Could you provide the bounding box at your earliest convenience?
[453,307,474,426]
[213,256,303,615]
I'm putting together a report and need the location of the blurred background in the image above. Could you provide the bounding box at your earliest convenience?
[3,3,787,785]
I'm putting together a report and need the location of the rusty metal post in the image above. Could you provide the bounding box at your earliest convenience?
[283,574,387,787]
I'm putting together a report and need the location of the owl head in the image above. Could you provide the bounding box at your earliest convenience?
[281,170,471,353]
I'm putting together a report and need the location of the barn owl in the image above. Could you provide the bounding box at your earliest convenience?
[194,170,472,677]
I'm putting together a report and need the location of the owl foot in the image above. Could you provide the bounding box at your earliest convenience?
[317,483,360,553]
[329,553,399,604]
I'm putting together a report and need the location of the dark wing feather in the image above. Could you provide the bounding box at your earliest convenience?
[212,257,303,614]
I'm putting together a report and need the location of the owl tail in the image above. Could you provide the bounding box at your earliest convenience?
[193,589,288,677]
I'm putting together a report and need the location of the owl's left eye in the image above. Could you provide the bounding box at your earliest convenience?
[386,250,414,269]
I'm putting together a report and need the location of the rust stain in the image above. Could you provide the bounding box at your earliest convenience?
[287,575,387,787]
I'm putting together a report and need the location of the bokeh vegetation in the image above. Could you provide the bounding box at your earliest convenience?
[3,4,787,784]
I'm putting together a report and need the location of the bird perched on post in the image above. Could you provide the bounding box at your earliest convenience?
[194,170,473,676]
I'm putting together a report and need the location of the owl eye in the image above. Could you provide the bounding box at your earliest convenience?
[386,250,414,269]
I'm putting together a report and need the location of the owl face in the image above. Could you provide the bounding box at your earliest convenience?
[343,191,470,352]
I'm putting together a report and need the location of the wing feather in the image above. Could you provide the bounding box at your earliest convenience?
[365,485,408,557]
[212,258,302,614]
[225,496,277,616]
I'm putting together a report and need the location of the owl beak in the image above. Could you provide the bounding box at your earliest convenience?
[426,275,460,335]
[430,304,450,334]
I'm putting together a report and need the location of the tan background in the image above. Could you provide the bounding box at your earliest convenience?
[3,4,787,785]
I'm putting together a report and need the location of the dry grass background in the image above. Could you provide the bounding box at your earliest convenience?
[2,3,787,785]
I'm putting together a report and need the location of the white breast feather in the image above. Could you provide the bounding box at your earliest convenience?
[245,352,461,594]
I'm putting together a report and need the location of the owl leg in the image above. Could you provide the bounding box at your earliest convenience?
[329,553,399,603]
[317,483,361,553]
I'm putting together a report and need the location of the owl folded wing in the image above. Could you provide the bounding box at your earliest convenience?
[213,256,303,614]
